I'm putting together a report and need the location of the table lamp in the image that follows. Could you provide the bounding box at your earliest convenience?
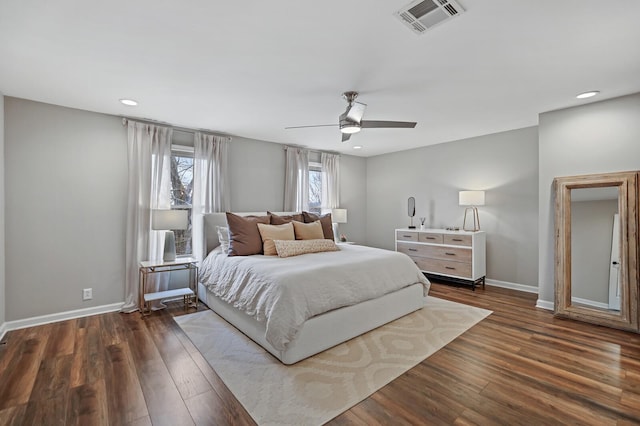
[459,191,485,232]
[152,209,189,261]
[331,208,347,242]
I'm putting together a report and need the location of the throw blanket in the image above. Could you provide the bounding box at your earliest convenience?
[200,244,430,351]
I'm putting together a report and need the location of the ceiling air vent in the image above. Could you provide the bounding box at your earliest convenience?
[395,0,465,35]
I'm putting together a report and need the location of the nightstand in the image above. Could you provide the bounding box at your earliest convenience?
[139,257,198,315]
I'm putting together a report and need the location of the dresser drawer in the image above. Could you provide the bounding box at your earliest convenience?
[396,231,418,242]
[397,242,471,263]
[444,234,472,247]
[418,232,443,244]
[413,257,472,279]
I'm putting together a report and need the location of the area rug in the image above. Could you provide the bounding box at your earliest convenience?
[174,297,491,425]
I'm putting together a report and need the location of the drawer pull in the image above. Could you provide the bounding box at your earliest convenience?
[445,252,456,256]
[445,266,456,270]
[452,238,463,242]
[426,237,436,240]
[403,235,412,238]
[408,248,418,252]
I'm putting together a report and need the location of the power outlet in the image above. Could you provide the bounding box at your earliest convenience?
[83,288,93,301]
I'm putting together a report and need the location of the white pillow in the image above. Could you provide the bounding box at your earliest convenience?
[217,226,230,254]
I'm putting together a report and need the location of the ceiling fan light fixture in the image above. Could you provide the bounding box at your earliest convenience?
[285,91,417,143]
[340,121,361,134]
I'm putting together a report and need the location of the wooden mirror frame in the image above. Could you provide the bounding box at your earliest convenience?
[554,171,639,332]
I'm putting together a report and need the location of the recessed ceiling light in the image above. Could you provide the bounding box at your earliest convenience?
[576,91,600,99]
[119,98,138,106]
[353,145,363,150]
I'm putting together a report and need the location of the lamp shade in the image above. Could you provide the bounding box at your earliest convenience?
[152,209,189,230]
[459,191,485,206]
[331,208,348,223]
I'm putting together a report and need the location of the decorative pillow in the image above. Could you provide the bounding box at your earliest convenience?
[216,226,230,254]
[302,211,334,240]
[226,212,271,256]
[268,211,304,225]
[292,220,324,240]
[273,239,339,258]
[257,222,295,256]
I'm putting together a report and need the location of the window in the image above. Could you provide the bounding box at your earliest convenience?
[308,162,323,214]
[170,146,194,256]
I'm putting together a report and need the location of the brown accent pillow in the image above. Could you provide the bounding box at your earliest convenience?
[292,220,325,240]
[268,212,304,225]
[302,211,334,240]
[226,212,271,256]
[257,222,295,256]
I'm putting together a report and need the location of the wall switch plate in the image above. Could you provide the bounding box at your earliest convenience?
[83,288,93,300]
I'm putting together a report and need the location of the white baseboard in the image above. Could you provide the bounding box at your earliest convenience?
[0,322,7,342]
[571,297,609,310]
[485,278,539,294]
[534,298,609,311]
[0,302,124,340]
[536,299,554,311]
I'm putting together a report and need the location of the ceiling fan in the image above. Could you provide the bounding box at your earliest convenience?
[285,91,417,142]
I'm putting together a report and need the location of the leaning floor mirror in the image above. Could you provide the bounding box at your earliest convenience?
[554,171,639,332]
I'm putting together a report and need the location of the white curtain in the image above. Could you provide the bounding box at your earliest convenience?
[122,121,173,313]
[321,152,340,210]
[192,132,231,262]
[284,147,309,212]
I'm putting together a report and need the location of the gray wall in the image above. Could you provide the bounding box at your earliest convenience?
[228,137,286,212]
[339,154,367,244]
[366,126,539,287]
[538,92,640,306]
[0,94,5,327]
[5,97,128,320]
[228,137,366,243]
[571,199,618,304]
[3,97,367,321]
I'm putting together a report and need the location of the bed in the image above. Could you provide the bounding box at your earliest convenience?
[197,212,430,364]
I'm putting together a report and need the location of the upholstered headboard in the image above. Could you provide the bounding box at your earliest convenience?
[202,212,229,255]
[202,212,299,255]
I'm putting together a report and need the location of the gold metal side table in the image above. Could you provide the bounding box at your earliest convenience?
[139,257,198,315]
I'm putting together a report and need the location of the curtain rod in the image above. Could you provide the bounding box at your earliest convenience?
[284,145,341,156]
[122,118,336,155]
[121,117,232,138]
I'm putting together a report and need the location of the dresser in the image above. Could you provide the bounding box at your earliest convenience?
[395,228,486,290]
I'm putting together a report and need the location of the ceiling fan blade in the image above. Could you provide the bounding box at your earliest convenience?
[342,132,352,142]
[285,124,338,129]
[345,101,367,123]
[360,120,417,129]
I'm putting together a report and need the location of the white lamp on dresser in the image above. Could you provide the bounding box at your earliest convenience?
[459,190,485,232]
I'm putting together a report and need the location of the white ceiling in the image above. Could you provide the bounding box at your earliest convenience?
[1,1,639,157]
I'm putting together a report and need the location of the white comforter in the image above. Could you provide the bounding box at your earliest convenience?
[199,244,430,351]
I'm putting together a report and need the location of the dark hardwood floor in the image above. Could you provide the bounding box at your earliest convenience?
[1,281,640,425]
